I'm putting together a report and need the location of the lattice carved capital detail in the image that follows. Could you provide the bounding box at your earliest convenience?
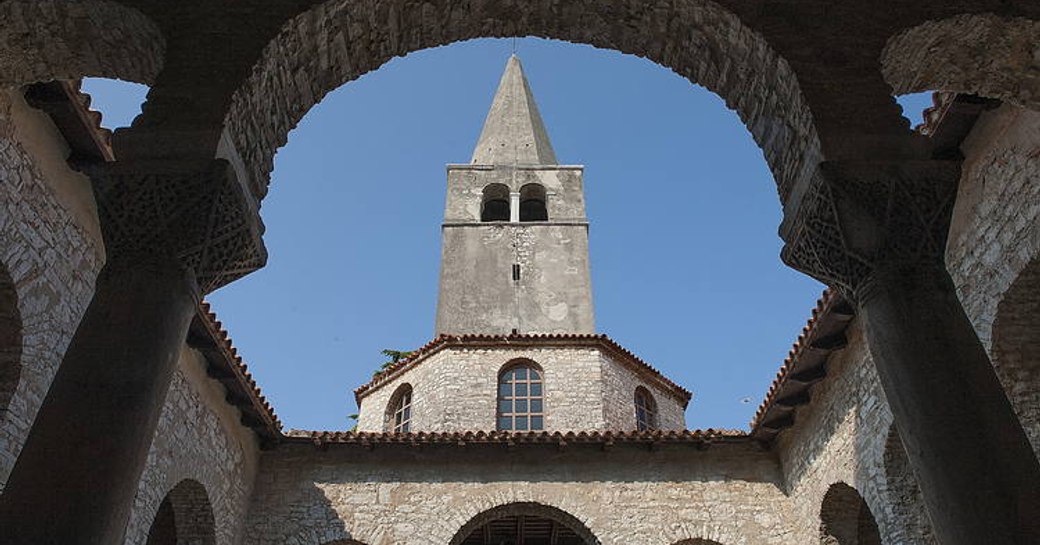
[84,160,268,294]
[780,160,961,299]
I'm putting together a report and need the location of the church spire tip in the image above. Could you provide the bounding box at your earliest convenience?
[470,55,558,165]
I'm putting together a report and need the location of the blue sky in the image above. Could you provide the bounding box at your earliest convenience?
[84,38,933,431]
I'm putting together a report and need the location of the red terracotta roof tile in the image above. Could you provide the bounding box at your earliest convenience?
[353,333,693,407]
[191,301,282,441]
[282,428,748,448]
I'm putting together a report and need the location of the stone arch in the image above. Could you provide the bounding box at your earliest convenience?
[673,540,725,545]
[322,541,368,545]
[481,183,511,222]
[519,183,548,222]
[882,426,937,545]
[144,479,216,545]
[992,258,1040,457]
[881,13,1040,110]
[226,0,821,203]
[0,262,21,418]
[819,482,882,545]
[448,501,600,545]
[0,0,164,88]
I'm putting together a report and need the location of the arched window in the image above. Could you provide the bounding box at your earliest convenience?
[386,384,413,433]
[634,387,658,431]
[481,183,511,222]
[519,183,548,221]
[497,361,544,431]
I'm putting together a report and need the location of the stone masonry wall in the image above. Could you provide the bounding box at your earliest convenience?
[770,103,1038,545]
[0,88,103,490]
[357,346,607,432]
[945,104,1040,457]
[0,85,261,545]
[599,351,686,430]
[123,346,261,545]
[244,443,796,545]
[357,345,687,433]
[775,322,935,545]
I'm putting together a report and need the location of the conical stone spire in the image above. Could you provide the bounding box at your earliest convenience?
[471,55,558,165]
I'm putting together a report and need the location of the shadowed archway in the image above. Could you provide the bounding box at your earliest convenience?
[819,482,882,545]
[144,479,216,545]
[449,502,600,545]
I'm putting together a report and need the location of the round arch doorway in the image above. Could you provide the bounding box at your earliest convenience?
[450,502,600,545]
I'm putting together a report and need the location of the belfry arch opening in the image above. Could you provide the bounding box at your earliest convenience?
[481,183,511,222]
[449,502,600,545]
[519,183,548,222]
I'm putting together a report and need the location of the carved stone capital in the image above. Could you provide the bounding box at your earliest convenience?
[780,160,961,300]
[83,160,268,294]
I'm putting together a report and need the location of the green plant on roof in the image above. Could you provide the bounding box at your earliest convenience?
[374,348,415,378]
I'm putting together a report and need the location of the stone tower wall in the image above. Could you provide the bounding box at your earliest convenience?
[436,165,594,335]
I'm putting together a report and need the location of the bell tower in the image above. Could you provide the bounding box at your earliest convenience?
[435,55,594,335]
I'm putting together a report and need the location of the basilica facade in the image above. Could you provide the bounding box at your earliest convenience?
[0,3,1038,545]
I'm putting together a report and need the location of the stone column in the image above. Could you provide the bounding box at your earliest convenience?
[0,160,266,545]
[782,160,1040,545]
[510,191,521,223]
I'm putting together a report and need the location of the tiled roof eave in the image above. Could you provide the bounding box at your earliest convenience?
[188,302,283,444]
[354,333,692,406]
[283,428,748,449]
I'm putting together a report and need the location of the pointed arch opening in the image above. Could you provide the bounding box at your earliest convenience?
[385,383,414,433]
[481,183,511,222]
[497,359,545,432]
[819,482,882,545]
[519,183,548,222]
[144,479,216,545]
[449,502,600,545]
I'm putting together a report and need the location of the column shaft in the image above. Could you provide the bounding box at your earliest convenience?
[0,254,197,544]
[859,264,1040,545]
